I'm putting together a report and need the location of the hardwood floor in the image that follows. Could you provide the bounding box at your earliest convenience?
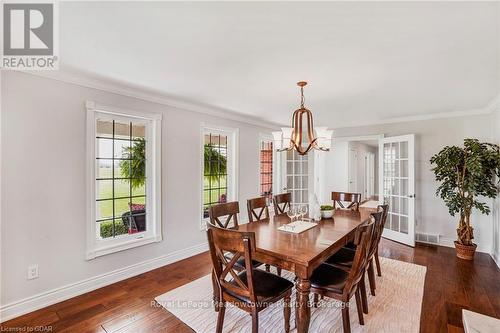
[2,239,499,333]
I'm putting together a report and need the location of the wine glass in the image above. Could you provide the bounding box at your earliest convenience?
[301,205,309,221]
[286,205,295,222]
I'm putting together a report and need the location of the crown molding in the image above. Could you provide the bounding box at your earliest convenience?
[334,93,500,130]
[18,70,499,130]
[20,69,280,130]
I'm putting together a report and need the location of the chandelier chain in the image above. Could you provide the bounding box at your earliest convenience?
[300,86,305,108]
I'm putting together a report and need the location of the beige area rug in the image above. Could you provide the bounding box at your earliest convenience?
[155,257,426,332]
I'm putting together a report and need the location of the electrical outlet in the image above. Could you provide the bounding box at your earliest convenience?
[27,264,38,280]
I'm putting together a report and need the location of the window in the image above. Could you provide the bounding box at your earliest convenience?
[86,101,162,259]
[201,125,238,224]
[259,139,274,203]
[285,149,309,205]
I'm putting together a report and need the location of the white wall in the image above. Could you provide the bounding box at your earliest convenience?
[0,72,275,315]
[315,141,349,205]
[492,107,500,267]
[333,116,494,253]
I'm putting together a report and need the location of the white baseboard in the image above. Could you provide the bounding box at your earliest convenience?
[492,251,500,269]
[0,242,208,322]
[438,237,491,254]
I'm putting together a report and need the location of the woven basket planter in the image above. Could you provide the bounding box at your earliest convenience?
[454,241,477,260]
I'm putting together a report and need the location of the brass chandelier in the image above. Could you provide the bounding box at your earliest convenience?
[272,81,333,155]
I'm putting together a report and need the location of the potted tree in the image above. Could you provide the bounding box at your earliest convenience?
[430,139,500,260]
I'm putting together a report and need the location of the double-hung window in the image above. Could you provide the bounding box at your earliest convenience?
[201,125,238,226]
[86,101,162,259]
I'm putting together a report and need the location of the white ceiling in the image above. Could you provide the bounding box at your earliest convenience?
[59,2,500,128]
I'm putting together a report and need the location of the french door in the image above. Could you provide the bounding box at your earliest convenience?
[379,134,415,247]
[282,150,309,205]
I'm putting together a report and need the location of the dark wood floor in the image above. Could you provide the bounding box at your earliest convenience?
[2,239,499,333]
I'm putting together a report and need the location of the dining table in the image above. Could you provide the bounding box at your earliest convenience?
[236,209,366,333]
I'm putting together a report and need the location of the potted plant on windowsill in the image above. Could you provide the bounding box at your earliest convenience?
[320,205,335,219]
[430,139,500,260]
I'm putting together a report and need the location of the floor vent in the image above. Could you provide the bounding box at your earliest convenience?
[416,232,440,245]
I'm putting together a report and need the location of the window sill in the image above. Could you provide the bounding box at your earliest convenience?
[86,234,162,260]
[200,218,209,231]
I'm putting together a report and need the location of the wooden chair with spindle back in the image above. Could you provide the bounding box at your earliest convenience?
[273,193,291,215]
[207,225,293,333]
[310,220,375,333]
[247,197,282,276]
[332,192,362,211]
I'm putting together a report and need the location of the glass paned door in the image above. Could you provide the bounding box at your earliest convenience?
[379,134,415,246]
[283,150,309,205]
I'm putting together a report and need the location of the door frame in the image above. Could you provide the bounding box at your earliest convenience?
[378,134,416,247]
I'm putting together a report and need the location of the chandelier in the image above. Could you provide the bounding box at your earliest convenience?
[272,81,333,155]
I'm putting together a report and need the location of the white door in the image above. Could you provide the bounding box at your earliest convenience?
[378,135,415,247]
[282,150,309,205]
[365,153,375,198]
[348,149,357,193]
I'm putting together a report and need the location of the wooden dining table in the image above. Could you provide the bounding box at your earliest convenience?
[236,210,365,333]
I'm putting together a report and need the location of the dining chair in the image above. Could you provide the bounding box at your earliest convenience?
[209,201,240,229]
[324,210,385,314]
[207,224,293,333]
[273,193,291,215]
[247,197,270,222]
[332,192,362,211]
[247,197,282,276]
[310,220,375,333]
[208,201,265,312]
[374,204,389,277]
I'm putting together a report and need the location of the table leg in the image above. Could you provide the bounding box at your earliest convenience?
[296,278,311,333]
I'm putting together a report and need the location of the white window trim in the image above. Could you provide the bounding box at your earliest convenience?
[258,133,279,212]
[86,101,162,260]
[200,123,239,230]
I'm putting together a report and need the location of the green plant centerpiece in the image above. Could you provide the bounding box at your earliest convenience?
[320,205,334,219]
[320,205,334,211]
[430,139,500,259]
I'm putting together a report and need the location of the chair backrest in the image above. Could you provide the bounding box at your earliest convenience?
[331,192,362,211]
[209,201,239,229]
[367,211,384,260]
[377,204,389,237]
[344,218,375,296]
[247,197,269,222]
[273,193,291,215]
[206,224,257,303]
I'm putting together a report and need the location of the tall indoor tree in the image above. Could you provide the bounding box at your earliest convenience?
[430,138,500,259]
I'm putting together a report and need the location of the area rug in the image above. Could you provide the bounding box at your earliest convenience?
[155,257,426,332]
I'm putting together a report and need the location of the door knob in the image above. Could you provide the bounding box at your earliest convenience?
[407,194,415,198]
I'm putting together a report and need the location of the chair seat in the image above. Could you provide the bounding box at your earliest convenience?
[227,270,293,303]
[325,247,355,267]
[310,263,350,293]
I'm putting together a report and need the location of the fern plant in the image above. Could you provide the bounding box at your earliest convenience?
[204,144,227,182]
[430,139,500,246]
[120,138,146,189]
